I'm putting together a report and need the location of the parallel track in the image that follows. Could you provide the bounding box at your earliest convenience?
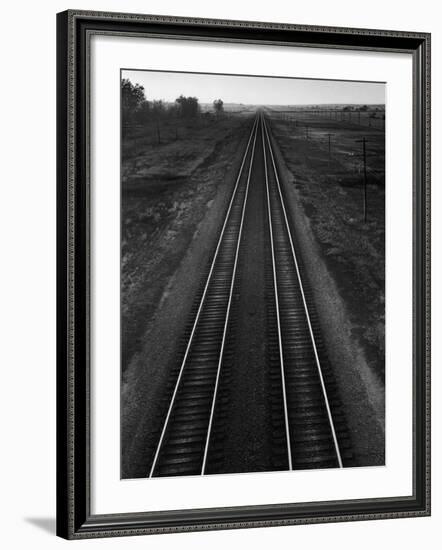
[262,114,352,469]
[148,116,259,477]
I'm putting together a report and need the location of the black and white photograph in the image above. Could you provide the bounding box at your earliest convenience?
[52,6,431,541]
[120,69,386,479]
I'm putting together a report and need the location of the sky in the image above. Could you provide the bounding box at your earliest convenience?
[122,69,385,106]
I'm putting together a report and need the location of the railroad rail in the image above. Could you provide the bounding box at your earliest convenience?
[147,113,351,477]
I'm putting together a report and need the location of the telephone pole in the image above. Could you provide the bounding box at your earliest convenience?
[356,137,368,223]
[326,133,335,159]
[156,118,161,144]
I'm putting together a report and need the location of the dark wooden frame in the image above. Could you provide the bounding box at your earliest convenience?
[56,9,431,539]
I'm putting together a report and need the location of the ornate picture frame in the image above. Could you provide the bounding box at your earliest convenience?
[57,9,430,539]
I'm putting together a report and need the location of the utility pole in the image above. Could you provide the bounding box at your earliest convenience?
[326,133,335,159]
[356,137,368,223]
[156,119,161,144]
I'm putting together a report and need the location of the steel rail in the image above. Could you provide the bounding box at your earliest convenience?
[148,115,259,478]
[261,113,293,470]
[200,117,259,474]
[262,115,344,469]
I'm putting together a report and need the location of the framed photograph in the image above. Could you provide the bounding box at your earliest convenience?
[56,10,430,539]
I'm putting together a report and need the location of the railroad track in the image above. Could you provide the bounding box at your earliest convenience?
[147,113,351,477]
[262,114,352,470]
[148,115,259,477]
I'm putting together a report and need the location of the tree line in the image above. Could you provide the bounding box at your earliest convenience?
[122,78,224,126]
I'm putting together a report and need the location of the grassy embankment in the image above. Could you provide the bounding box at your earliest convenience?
[268,111,385,379]
[121,114,250,374]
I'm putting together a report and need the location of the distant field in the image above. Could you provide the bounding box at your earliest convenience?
[122,111,251,160]
[268,104,385,132]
